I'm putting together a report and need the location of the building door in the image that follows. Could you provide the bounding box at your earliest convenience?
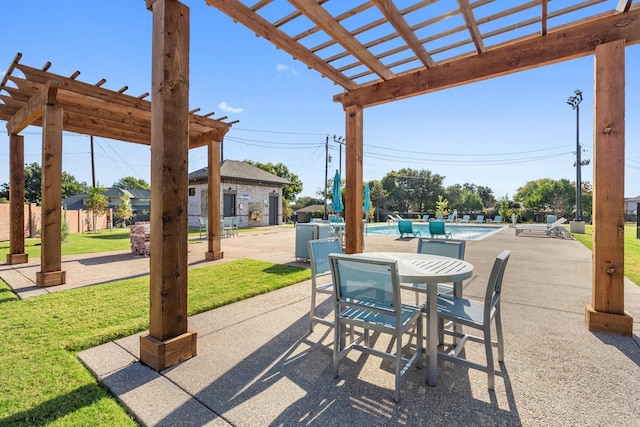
[223,193,236,217]
[269,194,279,225]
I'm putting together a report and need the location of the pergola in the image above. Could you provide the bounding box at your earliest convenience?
[2,0,638,371]
[205,0,638,340]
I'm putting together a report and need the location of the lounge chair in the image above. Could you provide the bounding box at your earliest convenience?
[428,220,452,239]
[445,214,455,223]
[398,219,421,238]
[515,217,569,238]
[474,215,485,223]
[421,214,430,222]
[460,214,471,223]
[435,215,444,221]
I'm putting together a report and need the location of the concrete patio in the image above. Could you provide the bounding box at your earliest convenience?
[3,224,640,425]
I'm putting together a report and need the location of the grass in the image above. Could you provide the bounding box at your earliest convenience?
[0,259,310,426]
[571,224,640,286]
[0,228,133,260]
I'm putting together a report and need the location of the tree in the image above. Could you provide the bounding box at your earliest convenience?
[113,176,150,190]
[381,168,444,213]
[85,184,109,232]
[114,193,134,226]
[514,178,575,219]
[243,161,302,202]
[434,195,450,216]
[0,163,87,205]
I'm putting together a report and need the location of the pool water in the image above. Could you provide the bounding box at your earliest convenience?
[364,223,504,240]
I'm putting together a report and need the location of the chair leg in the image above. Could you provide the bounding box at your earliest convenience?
[310,288,316,333]
[484,326,495,390]
[333,321,343,377]
[495,308,504,362]
[394,333,402,403]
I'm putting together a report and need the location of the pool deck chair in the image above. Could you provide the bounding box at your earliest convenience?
[428,220,452,239]
[398,220,421,238]
[460,215,471,223]
[515,217,569,238]
[307,238,343,332]
[474,215,485,223]
[435,249,511,390]
[329,254,423,403]
[421,214,430,222]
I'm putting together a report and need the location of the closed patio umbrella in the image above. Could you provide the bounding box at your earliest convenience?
[331,170,343,214]
[363,184,371,217]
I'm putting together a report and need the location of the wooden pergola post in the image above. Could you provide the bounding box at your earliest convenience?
[36,103,65,286]
[344,104,364,254]
[140,0,197,371]
[586,39,633,336]
[6,133,28,265]
[205,139,223,260]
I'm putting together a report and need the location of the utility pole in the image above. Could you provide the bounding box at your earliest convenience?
[324,135,329,220]
[333,135,344,177]
[90,135,96,188]
[567,89,584,221]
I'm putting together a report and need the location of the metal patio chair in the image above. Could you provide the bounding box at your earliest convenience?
[329,253,423,402]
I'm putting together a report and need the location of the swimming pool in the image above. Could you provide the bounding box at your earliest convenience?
[364,223,505,240]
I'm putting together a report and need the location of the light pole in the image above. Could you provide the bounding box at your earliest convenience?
[567,89,583,221]
[324,135,329,220]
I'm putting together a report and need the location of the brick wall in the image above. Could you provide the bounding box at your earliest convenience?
[0,204,109,241]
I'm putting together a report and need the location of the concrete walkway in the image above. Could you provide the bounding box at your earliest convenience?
[3,225,640,426]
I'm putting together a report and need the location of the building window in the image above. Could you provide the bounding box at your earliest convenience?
[188,187,196,196]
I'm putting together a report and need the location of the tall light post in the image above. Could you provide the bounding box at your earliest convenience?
[567,89,583,221]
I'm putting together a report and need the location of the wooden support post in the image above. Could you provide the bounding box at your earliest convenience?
[36,104,66,286]
[6,134,28,265]
[344,105,363,254]
[140,0,197,371]
[586,40,633,336]
[205,139,223,260]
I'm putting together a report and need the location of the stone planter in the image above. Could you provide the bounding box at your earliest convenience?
[570,220,585,234]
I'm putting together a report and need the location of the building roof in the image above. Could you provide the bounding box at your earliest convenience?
[189,160,291,186]
[295,204,328,213]
[62,187,150,211]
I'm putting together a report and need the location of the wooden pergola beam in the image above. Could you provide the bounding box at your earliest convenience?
[204,0,357,90]
[6,80,59,134]
[334,8,640,107]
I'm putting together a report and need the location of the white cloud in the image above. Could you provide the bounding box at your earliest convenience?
[276,63,298,75]
[218,101,243,114]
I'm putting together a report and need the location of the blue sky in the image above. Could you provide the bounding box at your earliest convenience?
[1,0,639,200]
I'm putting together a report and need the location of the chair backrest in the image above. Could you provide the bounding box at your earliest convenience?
[435,215,443,220]
[308,238,343,278]
[476,215,484,221]
[447,214,455,221]
[232,216,239,226]
[548,217,567,229]
[494,215,502,222]
[546,215,557,225]
[223,217,233,227]
[483,250,511,320]
[422,214,429,221]
[462,215,470,221]
[397,219,414,233]
[329,254,401,316]
[417,238,465,259]
[428,220,447,236]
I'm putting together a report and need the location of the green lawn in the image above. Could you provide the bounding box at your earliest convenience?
[0,259,310,426]
[571,224,640,286]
